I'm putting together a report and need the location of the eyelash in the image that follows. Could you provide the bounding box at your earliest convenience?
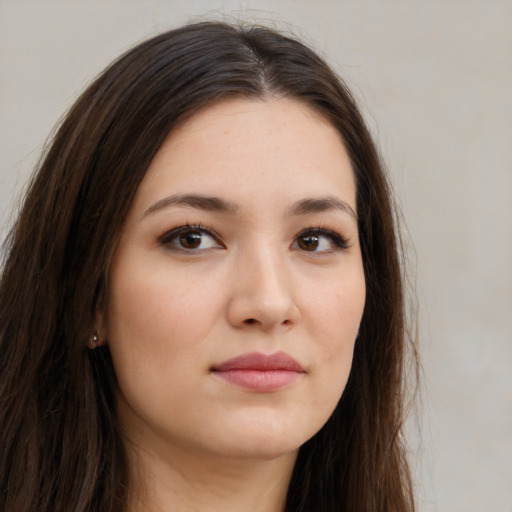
[158,224,350,253]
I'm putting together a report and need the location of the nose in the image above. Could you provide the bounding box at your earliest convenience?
[226,246,300,332]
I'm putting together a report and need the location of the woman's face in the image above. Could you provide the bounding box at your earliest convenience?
[102,98,366,462]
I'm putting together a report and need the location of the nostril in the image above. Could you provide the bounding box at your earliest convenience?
[243,318,292,327]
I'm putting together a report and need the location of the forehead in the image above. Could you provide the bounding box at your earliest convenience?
[131,97,356,214]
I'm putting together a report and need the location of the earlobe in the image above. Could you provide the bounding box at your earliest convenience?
[87,331,101,350]
[89,307,107,349]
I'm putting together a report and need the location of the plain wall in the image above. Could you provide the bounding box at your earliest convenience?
[1,1,511,511]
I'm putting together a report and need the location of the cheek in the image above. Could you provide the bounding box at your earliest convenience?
[104,258,224,435]
[303,270,365,396]
[306,269,365,343]
[104,257,223,394]
[108,258,216,342]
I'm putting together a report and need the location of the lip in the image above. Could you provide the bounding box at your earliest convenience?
[211,351,305,392]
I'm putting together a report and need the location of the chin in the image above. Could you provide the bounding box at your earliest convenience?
[204,416,318,461]
[214,437,301,462]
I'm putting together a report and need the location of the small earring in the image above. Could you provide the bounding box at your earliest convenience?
[87,331,100,350]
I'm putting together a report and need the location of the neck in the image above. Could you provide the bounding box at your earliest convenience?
[125,439,297,512]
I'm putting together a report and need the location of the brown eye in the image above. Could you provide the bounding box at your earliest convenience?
[160,225,223,252]
[293,228,349,253]
[297,234,319,251]
[179,231,202,249]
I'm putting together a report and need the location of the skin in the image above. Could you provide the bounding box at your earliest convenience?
[99,97,366,512]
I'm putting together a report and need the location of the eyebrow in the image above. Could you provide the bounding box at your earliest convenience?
[287,196,357,220]
[143,193,356,220]
[143,194,239,218]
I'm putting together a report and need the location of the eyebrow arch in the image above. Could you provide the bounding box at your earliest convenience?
[143,194,239,218]
[287,196,357,220]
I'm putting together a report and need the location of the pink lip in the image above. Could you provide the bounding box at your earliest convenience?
[211,351,304,392]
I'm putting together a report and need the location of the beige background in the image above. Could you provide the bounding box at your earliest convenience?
[1,1,511,511]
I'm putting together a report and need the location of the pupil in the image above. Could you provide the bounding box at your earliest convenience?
[180,231,201,249]
[299,235,319,251]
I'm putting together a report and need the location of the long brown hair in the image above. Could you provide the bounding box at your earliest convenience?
[0,22,417,511]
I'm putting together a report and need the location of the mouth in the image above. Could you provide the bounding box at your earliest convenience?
[210,351,305,392]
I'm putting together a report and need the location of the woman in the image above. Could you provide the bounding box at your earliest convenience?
[0,21,417,512]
